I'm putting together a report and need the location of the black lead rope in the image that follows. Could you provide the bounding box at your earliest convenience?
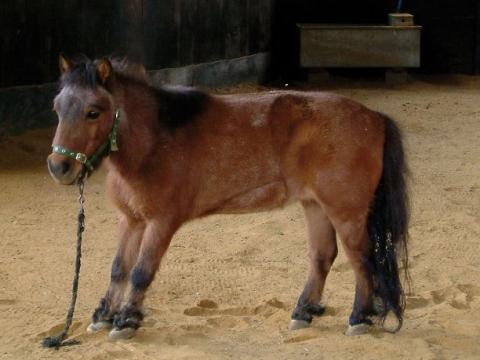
[42,171,86,349]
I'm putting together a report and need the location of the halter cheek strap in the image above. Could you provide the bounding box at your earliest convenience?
[52,109,121,172]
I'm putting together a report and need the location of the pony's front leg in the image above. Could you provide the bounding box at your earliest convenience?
[87,215,144,333]
[109,218,177,339]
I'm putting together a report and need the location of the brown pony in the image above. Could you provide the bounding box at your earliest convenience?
[47,55,409,340]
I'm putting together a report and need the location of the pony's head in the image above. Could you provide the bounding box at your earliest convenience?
[47,54,117,184]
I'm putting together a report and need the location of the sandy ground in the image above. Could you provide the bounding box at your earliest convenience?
[0,77,479,359]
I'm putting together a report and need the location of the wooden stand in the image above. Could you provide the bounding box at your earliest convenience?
[298,14,421,84]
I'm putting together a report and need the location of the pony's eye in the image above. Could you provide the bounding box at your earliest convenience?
[87,111,100,120]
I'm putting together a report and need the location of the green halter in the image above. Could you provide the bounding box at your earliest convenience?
[52,109,120,172]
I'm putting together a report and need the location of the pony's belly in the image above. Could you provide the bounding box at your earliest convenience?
[212,181,290,215]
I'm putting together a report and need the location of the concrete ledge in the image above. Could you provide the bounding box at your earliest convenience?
[0,53,271,137]
[0,83,58,138]
[149,52,270,87]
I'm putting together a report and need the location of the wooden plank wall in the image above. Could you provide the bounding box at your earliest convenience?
[0,0,274,87]
[2,0,480,87]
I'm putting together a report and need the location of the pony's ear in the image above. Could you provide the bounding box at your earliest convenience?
[59,53,72,74]
[96,58,113,84]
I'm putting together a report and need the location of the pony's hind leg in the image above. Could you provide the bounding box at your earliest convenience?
[87,215,144,333]
[109,218,177,339]
[334,217,375,335]
[290,200,337,330]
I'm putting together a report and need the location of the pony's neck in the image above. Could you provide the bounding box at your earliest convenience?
[108,75,161,175]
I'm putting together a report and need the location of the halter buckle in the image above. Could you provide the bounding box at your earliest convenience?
[75,153,87,164]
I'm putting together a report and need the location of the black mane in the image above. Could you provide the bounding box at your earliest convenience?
[155,86,210,129]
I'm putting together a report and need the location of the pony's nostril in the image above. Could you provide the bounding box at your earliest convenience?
[47,158,54,173]
[47,158,71,177]
[61,160,71,174]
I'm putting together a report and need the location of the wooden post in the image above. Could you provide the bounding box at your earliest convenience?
[475,0,480,74]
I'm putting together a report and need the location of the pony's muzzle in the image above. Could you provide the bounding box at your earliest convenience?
[47,154,82,185]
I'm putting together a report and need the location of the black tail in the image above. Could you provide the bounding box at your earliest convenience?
[368,114,409,331]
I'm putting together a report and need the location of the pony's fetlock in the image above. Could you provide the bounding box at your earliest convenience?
[304,303,326,316]
[113,307,144,330]
[349,312,374,327]
[345,312,373,336]
[92,297,115,324]
[291,302,325,323]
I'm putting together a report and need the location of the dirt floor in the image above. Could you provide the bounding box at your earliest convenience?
[0,76,479,359]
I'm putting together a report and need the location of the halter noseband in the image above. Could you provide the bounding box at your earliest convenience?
[52,109,120,172]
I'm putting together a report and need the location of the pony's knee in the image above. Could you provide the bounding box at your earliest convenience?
[111,256,127,282]
[311,247,338,272]
[130,266,153,290]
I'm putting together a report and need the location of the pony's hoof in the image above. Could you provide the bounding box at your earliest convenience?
[289,319,311,330]
[87,321,112,333]
[108,327,137,340]
[345,323,371,336]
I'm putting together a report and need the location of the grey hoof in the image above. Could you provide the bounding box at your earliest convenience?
[345,323,371,336]
[108,327,137,340]
[289,319,311,330]
[87,321,112,333]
